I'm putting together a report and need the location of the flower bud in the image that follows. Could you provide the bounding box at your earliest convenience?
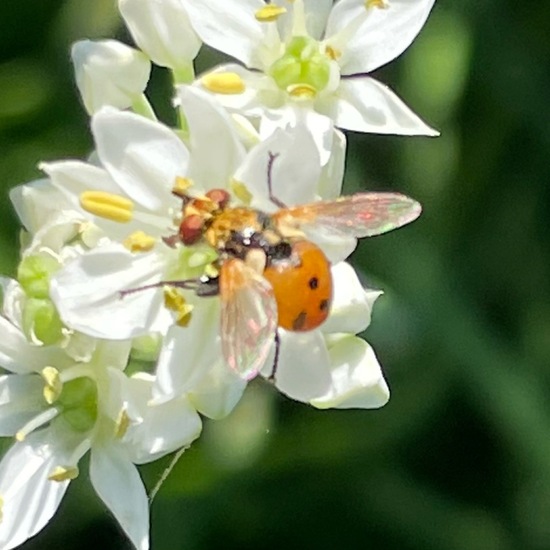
[71,39,151,114]
[119,0,201,73]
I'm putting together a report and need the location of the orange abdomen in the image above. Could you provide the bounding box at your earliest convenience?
[263,240,332,331]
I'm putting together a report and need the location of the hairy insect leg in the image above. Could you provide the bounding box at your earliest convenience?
[267,151,287,209]
[268,329,281,382]
[119,279,204,299]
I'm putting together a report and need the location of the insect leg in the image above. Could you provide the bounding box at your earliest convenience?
[268,329,281,382]
[267,152,287,209]
[119,279,204,299]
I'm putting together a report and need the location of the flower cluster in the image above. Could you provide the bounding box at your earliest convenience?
[0,1,436,548]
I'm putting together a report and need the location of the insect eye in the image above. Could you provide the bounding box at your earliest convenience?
[268,242,292,261]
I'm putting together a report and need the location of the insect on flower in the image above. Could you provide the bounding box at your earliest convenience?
[122,154,421,380]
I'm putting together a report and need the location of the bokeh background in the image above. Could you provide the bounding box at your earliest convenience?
[1,0,549,549]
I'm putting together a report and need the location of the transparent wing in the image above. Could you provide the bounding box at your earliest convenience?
[273,192,422,238]
[220,259,278,380]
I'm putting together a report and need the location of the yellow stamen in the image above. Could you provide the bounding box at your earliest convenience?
[365,0,389,9]
[41,366,62,405]
[255,4,287,22]
[287,83,317,99]
[230,180,252,205]
[324,45,342,61]
[80,191,134,223]
[0,495,3,522]
[48,465,79,482]
[115,408,131,439]
[201,72,246,95]
[123,231,156,253]
[173,176,193,196]
[164,289,194,327]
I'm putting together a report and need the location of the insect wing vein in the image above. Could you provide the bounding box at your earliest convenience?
[276,192,422,238]
[220,259,277,380]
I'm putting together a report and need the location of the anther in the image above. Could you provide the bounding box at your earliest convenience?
[230,180,253,205]
[41,366,62,405]
[287,83,317,99]
[115,408,131,439]
[255,4,287,22]
[164,288,194,327]
[365,0,389,9]
[80,191,134,223]
[123,231,157,253]
[48,465,79,482]
[201,72,246,94]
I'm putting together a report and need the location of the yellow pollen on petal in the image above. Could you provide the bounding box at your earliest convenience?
[230,180,253,205]
[115,408,131,439]
[287,83,317,99]
[164,288,194,327]
[80,191,134,223]
[48,465,79,482]
[41,366,63,405]
[324,45,342,61]
[255,4,287,22]
[173,176,193,196]
[123,231,157,253]
[365,0,389,9]
[201,72,246,95]
[0,495,3,523]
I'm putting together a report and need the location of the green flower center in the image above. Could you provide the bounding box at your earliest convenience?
[18,254,60,298]
[269,36,331,97]
[18,254,64,345]
[57,377,98,433]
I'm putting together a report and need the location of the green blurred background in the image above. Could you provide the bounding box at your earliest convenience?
[1,0,550,548]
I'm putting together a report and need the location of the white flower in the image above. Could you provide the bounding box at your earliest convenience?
[71,39,151,115]
[46,89,327,341]
[0,291,201,550]
[42,102,394,410]
[119,0,201,80]
[185,0,438,160]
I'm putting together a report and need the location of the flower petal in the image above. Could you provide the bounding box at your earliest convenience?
[153,302,246,419]
[325,0,436,74]
[259,105,336,166]
[235,126,321,211]
[50,245,172,339]
[322,263,382,335]
[0,375,44,437]
[106,369,202,463]
[119,0,201,70]
[184,0,267,68]
[310,336,389,409]
[90,446,149,550]
[0,316,69,375]
[9,179,70,235]
[71,39,151,114]
[320,76,438,136]
[177,86,246,189]
[0,431,72,550]
[317,128,346,200]
[267,329,333,403]
[92,108,189,211]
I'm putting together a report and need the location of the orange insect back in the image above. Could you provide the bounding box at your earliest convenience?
[263,240,332,332]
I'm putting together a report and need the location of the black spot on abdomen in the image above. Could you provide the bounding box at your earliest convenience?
[292,311,307,330]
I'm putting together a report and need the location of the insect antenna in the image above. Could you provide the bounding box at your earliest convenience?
[267,151,287,209]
